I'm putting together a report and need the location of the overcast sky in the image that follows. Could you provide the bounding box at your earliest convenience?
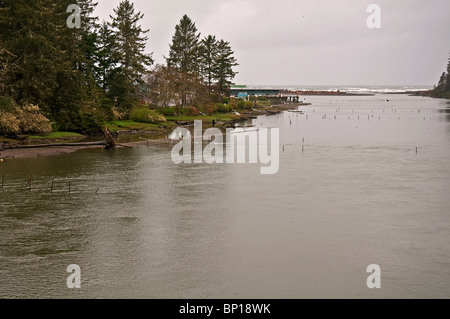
[94,0,450,87]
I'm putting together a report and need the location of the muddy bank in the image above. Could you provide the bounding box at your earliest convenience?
[0,145,101,159]
[0,139,176,160]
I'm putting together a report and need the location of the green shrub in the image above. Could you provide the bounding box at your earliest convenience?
[237,100,246,109]
[244,101,254,110]
[158,107,175,117]
[228,99,238,109]
[216,103,230,113]
[210,93,221,103]
[100,97,115,121]
[80,108,105,135]
[130,107,166,123]
[0,95,16,113]
[51,122,60,132]
[176,107,187,116]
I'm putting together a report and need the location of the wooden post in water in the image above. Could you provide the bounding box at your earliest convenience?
[68,181,71,194]
[95,188,99,195]
[51,178,54,193]
[416,147,418,154]
[1,174,4,188]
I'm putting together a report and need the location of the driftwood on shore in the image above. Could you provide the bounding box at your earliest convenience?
[0,138,117,151]
[1,141,107,150]
[0,127,119,151]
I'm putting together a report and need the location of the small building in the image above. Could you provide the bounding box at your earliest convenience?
[230,85,281,98]
[279,91,301,103]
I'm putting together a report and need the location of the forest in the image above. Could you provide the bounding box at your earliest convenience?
[430,55,450,99]
[0,0,239,137]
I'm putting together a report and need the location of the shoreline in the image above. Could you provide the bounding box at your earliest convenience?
[0,103,308,160]
[0,139,177,160]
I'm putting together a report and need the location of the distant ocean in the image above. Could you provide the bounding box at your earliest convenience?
[248,85,432,94]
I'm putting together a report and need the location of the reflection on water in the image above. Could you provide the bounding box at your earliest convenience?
[1,94,450,298]
[437,107,450,123]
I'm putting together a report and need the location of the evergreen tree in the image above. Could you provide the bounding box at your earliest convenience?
[432,53,450,99]
[445,55,450,92]
[0,0,107,132]
[199,35,218,93]
[166,15,201,74]
[94,21,117,93]
[0,0,64,105]
[430,53,450,99]
[75,0,100,76]
[0,45,17,96]
[109,0,153,111]
[0,0,158,133]
[214,40,238,96]
[166,15,201,106]
[51,0,102,132]
[436,72,447,92]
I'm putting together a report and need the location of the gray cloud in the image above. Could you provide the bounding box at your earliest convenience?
[95,0,450,86]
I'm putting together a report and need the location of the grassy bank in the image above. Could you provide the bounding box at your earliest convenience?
[26,132,84,140]
[106,120,176,133]
[1,101,310,147]
[165,113,239,123]
[0,132,86,145]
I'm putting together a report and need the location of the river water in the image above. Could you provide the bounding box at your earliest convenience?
[1,94,449,298]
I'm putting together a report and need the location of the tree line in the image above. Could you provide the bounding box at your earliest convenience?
[162,15,238,107]
[431,54,450,99]
[0,0,238,136]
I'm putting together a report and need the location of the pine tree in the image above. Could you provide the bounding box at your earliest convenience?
[0,0,64,105]
[436,72,447,92]
[77,0,113,134]
[166,15,201,74]
[51,0,103,132]
[166,15,201,106]
[445,54,450,93]
[432,53,450,99]
[109,0,153,111]
[214,40,238,96]
[0,45,17,96]
[75,0,100,75]
[94,21,117,93]
[199,35,218,93]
